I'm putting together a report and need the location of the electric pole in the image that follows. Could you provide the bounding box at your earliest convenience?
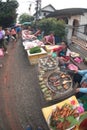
[35,0,41,20]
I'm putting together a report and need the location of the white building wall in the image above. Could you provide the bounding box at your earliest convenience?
[42,6,55,12]
[34,5,55,20]
[67,18,73,42]
[71,15,81,21]
[41,12,51,18]
[40,5,55,19]
[80,13,87,25]
[77,13,87,40]
[67,14,87,41]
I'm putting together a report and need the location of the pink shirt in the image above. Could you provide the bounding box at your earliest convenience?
[45,35,55,45]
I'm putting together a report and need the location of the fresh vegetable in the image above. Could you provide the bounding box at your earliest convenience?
[29,46,41,54]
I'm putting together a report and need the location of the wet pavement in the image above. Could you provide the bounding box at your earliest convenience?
[0,39,50,130]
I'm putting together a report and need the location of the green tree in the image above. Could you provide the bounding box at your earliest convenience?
[36,18,66,40]
[0,0,18,27]
[18,13,34,24]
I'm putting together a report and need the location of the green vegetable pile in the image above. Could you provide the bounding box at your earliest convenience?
[29,46,41,54]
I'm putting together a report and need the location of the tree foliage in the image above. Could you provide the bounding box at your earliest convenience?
[0,0,18,27]
[36,18,66,40]
[18,13,34,24]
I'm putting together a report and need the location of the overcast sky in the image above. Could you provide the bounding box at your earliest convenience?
[17,0,87,16]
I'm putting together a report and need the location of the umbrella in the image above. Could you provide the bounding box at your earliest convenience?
[22,22,31,25]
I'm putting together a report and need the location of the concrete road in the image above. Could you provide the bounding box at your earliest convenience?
[0,39,49,130]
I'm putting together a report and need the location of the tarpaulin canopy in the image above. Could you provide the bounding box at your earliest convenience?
[22,22,31,25]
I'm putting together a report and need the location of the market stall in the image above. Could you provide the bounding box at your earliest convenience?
[42,96,86,130]
[23,39,44,50]
[22,29,87,130]
[38,56,75,101]
[22,30,36,41]
[45,45,60,52]
[40,47,87,130]
[21,29,47,65]
[27,47,47,65]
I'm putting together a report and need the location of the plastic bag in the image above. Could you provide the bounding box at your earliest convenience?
[0,49,4,57]
[52,52,57,58]
[74,57,83,63]
[68,63,78,71]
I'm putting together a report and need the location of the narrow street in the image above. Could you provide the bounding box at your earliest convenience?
[0,39,49,130]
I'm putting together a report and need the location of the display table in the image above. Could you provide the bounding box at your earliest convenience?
[42,96,80,130]
[38,56,75,101]
[23,40,44,50]
[45,45,60,52]
[27,48,47,65]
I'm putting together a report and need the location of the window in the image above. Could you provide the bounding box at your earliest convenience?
[44,12,46,16]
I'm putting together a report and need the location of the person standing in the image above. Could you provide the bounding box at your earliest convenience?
[0,26,4,67]
[15,25,22,39]
[0,26,8,54]
[11,28,17,41]
[5,28,10,43]
[10,28,17,47]
[0,26,4,48]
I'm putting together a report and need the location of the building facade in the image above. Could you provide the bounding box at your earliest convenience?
[34,4,56,20]
[47,8,87,43]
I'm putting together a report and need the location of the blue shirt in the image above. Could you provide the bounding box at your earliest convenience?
[78,70,87,84]
[79,88,87,93]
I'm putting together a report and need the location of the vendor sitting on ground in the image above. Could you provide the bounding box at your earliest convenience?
[50,41,71,66]
[34,28,41,37]
[43,31,55,45]
[74,69,87,86]
[34,28,44,40]
[73,69,87,97]
[76,87,87,93]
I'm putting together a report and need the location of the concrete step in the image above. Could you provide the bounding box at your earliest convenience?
[71,36,87,51]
